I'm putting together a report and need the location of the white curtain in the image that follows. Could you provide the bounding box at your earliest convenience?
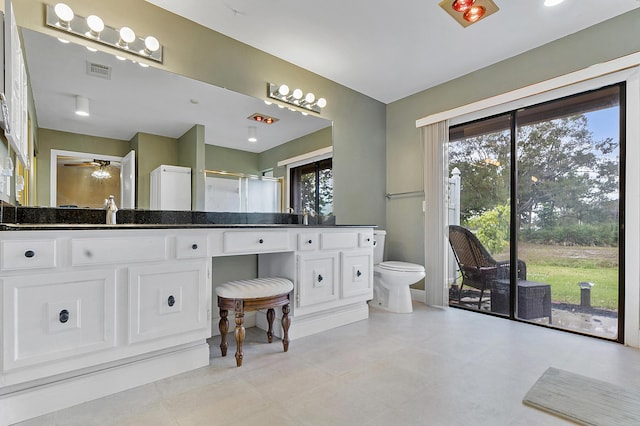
[422,120,449,307]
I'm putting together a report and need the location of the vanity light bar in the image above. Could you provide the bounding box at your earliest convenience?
[45,3,163,63]
[267,83,327,114]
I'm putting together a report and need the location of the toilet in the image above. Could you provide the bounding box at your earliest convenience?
[370,230,425,313]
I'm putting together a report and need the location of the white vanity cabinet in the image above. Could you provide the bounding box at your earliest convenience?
[293,230,374,317]
[0,229,211,423]
[0,225,373,425]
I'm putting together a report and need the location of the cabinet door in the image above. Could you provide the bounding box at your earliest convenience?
[128,261,209,344]
[2,269,116,371]
[297,252,338,312]
[341,250,373,299]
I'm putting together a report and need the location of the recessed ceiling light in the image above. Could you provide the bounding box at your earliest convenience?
[544,0,565,6]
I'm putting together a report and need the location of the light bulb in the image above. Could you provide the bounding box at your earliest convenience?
[277,84,290,97]
[305,93,315,104]
[86,15,104,37]
[292,89,303,100]
[143,36,160,54]
[316,98,327,108]
[54,3,74,28]
[118,27,136,47]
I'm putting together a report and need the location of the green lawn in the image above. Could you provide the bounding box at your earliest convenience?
[518,243,618,310]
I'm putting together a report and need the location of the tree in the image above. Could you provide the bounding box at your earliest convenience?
[450,113,619,233]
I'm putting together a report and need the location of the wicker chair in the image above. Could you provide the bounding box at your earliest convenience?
[448,225,526,308]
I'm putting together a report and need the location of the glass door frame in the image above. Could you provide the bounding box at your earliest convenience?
[441,69,639,345]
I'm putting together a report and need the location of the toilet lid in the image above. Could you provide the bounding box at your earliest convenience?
[378,261,425,272]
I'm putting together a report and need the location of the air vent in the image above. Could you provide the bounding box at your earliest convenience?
[86,61,111,80]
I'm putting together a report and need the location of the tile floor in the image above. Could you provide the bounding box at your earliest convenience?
[17,302,640,425]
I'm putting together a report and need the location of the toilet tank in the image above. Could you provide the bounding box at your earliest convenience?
[373,230,386,264]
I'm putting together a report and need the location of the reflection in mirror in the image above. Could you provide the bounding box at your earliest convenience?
[21,28,333,211]
[54,151,122,208]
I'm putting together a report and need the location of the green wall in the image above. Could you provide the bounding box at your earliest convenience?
[259,127,333,178]
[16,0,386,227]
[177,125,206,210]
[129,132,179,209]
[386,9,640,290]
[36,128,130,207]
[204,145,260,176]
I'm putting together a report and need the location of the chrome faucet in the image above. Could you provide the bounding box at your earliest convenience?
[104,195,118,225]
[303,207,316,226]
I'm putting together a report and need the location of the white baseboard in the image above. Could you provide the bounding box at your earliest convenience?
[0,343,210,425]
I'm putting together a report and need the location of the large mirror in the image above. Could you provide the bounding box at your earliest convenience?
[21,28,333,211]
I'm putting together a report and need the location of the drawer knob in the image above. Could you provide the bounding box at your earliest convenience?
[59,309,69,323]
[317,274,323,282]
[357,270,362,277]
[24,250,35,258]
[366,238,371,242]
[308,239,313,244]
[259,239,264,244]
[192,243,198,250]
[168,295,176,307]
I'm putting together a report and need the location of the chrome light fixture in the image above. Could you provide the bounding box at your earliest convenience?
[46,3,163,63]
[267,83,327,114]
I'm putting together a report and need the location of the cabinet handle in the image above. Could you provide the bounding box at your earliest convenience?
[317,274,323,282]
[308,239,313,244]
[259,239,264,244]
[366,238,371,242]
[59,309,69,323]
[192,243,198,250]
[168,295,175,307]
[24,250,35,258]
[357,270,362,277]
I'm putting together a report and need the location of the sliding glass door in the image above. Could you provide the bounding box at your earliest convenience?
[448,84,623,341]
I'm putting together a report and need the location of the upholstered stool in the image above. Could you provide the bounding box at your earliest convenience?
[215,277,293,367]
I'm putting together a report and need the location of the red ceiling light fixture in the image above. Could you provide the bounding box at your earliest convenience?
[452,0,475,12]
[464,5,486,23]
[247,112,279,125]
[439,0,498,28]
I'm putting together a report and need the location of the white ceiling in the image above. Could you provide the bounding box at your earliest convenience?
[147,0,640,104]
[22,29,331,153]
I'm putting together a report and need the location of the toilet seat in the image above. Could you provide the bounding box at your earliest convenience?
[378,261,425,272]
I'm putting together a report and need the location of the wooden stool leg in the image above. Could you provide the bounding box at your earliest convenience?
[281,303,290,352]
[218,308,228,357]
[266,308,275,343]
[234,300,245,367]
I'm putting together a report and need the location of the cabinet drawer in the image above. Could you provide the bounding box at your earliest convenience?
[297,233,318,251]
[341,251,373,299]
[320,232,358,250]
[128,261,209,344]
[223,231,289,254]
[2,270,117,370]
[297,253,339,309]
[176,235,208,259]
[359,232,375,248]
[71,236,167,266]
[1,239,56,271]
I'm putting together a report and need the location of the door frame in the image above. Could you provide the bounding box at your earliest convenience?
[49,149,126,207]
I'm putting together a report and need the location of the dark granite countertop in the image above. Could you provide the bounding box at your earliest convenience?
[0,204,375,231]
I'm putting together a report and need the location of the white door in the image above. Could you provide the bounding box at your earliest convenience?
[120,150,135,209]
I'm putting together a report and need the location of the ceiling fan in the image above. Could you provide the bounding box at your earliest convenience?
[63,159,112,168]
[62,158,116,179]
